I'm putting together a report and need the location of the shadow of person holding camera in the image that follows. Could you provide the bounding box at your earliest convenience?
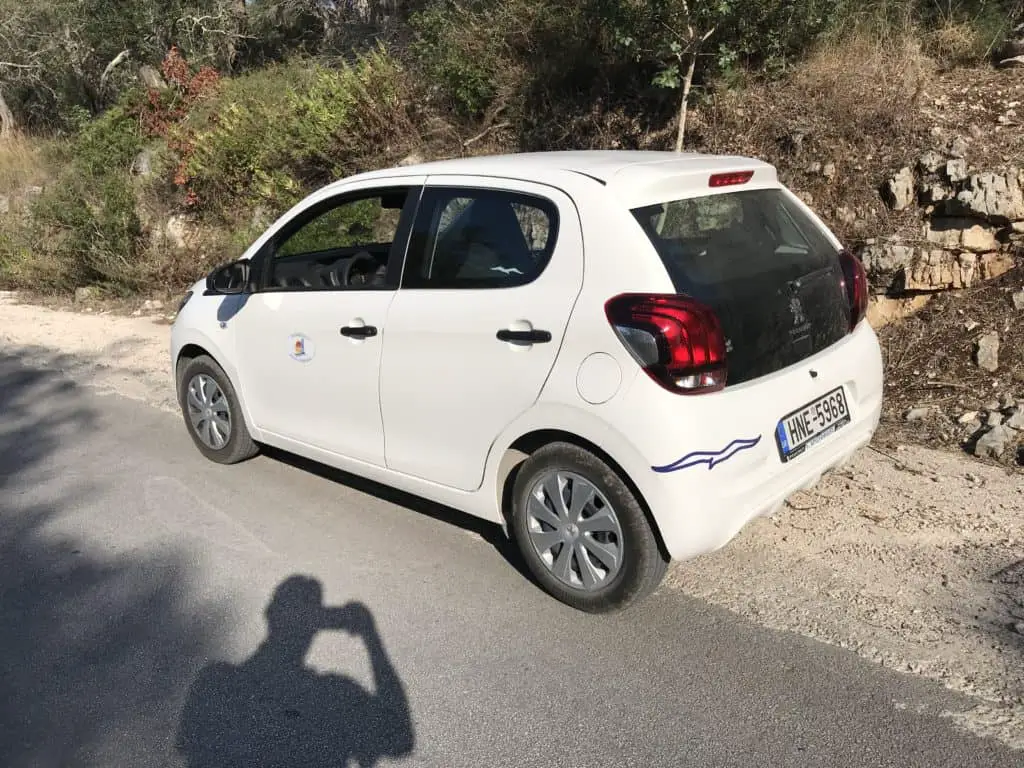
[175,576,414,768]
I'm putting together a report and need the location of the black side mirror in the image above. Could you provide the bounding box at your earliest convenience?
[206,260,250,295]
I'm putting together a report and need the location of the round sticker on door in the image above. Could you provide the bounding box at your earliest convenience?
[288,334,315,362]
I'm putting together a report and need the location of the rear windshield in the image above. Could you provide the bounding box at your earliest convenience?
[632,189,850,385]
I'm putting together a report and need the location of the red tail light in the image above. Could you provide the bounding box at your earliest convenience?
[605,294,727,394]
[839,250,868,330]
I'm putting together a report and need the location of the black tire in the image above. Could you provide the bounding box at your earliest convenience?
[510,442,668,613]
[177,354,259,465]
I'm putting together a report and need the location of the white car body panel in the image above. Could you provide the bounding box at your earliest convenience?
[170,151,884,563]
[379,174,585,491]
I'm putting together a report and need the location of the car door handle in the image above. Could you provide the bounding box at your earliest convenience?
[340,325,378,338]
[496,329,552,344]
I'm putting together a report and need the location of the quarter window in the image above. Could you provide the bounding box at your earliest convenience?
[403,188,558,289]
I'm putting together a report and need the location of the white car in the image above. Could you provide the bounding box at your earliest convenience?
[171,151,883,612]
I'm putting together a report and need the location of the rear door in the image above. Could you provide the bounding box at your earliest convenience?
[379,176,584,491]
[630,187,851,386]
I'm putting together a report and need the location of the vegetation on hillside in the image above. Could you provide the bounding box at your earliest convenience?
[0,0,1022,295]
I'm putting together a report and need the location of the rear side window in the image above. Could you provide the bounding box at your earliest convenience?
[402,188,559,289]
[632,189,850,385]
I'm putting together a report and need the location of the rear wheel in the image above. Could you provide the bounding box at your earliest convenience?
[177,355,258,465]
[510,442,668,613]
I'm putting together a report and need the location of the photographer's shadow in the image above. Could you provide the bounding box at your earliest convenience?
[175,576,414,768]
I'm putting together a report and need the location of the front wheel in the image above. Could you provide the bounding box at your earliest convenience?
[510,442,668,613]
[177,354,258,465]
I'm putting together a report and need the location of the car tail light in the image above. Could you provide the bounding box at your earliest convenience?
[839,250,868,330]
[605,294,727,394]
[709,171,754,188]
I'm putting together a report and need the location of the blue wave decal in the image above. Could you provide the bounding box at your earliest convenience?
[652,436,762,473]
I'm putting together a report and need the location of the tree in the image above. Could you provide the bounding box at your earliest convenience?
[609,0,729,152]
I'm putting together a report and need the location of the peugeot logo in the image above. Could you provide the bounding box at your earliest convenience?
[789,296,806,327]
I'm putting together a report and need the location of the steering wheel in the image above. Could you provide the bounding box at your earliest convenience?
[342,251,378,287]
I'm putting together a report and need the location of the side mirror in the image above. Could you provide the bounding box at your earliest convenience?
[206,260,249,295]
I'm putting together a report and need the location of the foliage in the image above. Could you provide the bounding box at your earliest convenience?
[175,47,414,218]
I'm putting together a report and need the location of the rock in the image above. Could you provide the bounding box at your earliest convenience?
[865,295,932,328]
[960,224,1001,252]
[975,425,1014,458]
[905,250,977,291]
[918,150,946,175]
[952,171,1024,224]
[946,158,968,183]
[164,216,189,250]
[979,252,1015,280]
[984,399,1001,411]
[948,137,969,160]
[835,206,857,226]
[987,411,1005,427]
[1013,291,1024,310]
[921,182,954,204]
[142,299,164,311]
[1007,410,1024,430]
[965,319,980,332]
[998,56,1024,69]
[1001,393,1018,410]
[25,185,43,198]
[0,195,8,215]
[823,162,837,181]
[807,161,823,174]
[905,406,933,422]
[975,331,1000,372]
[924,219,999,252]
[883,167,916,211]
[958,411,980,424]
[1014,621,1024,636]
[131,149,154,178]
[139,65,167,91]
[398,152,425,167]
[74,286,98,303]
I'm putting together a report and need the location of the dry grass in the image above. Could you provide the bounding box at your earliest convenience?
[0,134,51,194]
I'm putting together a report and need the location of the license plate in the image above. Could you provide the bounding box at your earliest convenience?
[775,387,851,462]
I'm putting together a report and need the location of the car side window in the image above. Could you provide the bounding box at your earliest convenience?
[266,188,414,291]
[402,188,559,289]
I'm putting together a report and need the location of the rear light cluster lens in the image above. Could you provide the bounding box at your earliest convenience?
[839,250,869,330]
[605,294,727,395]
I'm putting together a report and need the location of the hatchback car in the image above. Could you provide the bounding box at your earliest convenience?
[171,150,883,613]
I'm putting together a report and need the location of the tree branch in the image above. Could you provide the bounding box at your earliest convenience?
[99,49,131,91]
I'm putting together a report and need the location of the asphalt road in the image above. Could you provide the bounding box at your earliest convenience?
[0,350,1019,768]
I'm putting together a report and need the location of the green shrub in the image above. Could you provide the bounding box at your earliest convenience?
[177,47,416,220]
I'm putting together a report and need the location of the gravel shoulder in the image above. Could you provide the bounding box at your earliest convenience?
[2,292,1022,749]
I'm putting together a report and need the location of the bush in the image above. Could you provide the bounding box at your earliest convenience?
[175,46,417,219]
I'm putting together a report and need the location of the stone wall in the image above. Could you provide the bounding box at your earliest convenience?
[862,147,1022,295]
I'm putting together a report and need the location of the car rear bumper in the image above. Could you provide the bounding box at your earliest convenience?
[613,321,884,561]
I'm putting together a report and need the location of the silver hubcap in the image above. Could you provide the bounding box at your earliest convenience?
[186,373,231,450]
[526,471,624,592]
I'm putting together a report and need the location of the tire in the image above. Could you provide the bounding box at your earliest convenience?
[510,442,668,613]
[177,354,259,465]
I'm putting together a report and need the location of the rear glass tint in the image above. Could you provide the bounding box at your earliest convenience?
[632,189,851,385]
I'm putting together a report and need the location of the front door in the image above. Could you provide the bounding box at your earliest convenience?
[379,177,584,490]
[234,181,421,466]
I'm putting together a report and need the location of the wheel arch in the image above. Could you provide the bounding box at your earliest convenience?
[493,427,669,560]
[172,330,257,435]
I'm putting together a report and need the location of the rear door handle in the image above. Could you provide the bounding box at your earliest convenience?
[341,325,378,338]
[496,329,552,344]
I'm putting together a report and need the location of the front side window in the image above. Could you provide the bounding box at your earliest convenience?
[402,188,559,289]
[267,188,413,291]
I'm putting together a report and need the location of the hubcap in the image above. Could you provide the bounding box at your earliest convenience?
[526,471,624,592]
[186,373,231,450]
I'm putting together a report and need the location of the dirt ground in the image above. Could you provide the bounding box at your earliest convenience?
[1,291,1022,749]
